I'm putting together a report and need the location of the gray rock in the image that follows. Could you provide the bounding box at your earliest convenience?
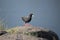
[0,26,59,40]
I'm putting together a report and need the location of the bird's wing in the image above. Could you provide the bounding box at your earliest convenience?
[22,16,30,21]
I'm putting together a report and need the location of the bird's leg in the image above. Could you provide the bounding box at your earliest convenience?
[24,23,32,26]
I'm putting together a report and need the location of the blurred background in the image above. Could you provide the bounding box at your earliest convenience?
[0,0,60,38]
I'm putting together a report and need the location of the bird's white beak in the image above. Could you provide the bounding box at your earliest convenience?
[32,15,34,17]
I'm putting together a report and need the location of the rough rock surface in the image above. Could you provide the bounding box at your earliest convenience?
[0,26,59,40]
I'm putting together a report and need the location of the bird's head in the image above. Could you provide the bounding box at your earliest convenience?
[29,13,33,16]
[29,13,35,18]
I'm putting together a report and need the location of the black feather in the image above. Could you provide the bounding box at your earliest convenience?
[22,13,33,23]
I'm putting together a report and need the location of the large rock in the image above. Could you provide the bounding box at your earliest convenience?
[0,26,59,40]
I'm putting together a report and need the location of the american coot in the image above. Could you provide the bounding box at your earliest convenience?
[22,13,33,23]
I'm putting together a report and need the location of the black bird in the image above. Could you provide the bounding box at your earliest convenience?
[22,13,33,24]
